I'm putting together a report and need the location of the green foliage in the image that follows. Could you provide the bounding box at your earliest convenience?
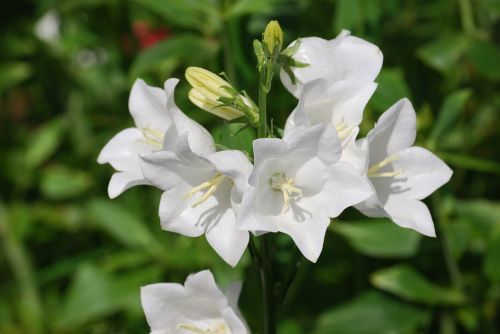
[1,0,499,333]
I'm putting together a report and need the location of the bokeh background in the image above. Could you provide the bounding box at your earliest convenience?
[1,0,499,333]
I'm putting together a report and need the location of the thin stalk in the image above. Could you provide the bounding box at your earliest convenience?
[222,0,236,84]
[258,67,267,138]
[434,194,464,291]
[260,235,276,334]
[457,0,475,35]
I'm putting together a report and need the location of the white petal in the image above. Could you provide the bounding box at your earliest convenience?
[389,146,453,200]
[320,162,373,217]
[129,79,171,131]
[354,191,387,218]
[205,208,249,267]
[384,198,436,237]
[107,171,149,199]
[276,212,331,262]
[367,98,416,163]
[207,150,253,195]
[341,130,369,172]
[141,282,186,332]
[252,138,287,165]
[97,128,151,172]
[164,78,215,156]
[184,270,227,303]
[238,187,279,232]
[140,151,185,191]
[280,31,382,97]
[221,307,249,334]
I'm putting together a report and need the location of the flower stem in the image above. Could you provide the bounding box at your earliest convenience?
[258,65,268,138]
[260,235,276,334]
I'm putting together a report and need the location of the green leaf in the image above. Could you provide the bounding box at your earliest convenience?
[371,265,466,305]
[467,40,500,80]
[86,199,158,250]
[0,62,32,93]
[429,89,471,146]
[40,165,93,200]
[483,228,500,282]
[333,219,421,258]
[211,123,256,154]
[132,0,218,32]
[370,68,411,112]
[313,291,430,334]
[129,34,218,79]
[333,0,363,33]
[417,34,471,74]
[25,118,64,169]
[438,152,500,175]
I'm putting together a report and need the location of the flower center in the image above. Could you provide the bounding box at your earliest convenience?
[177,322,229,333]
[367,155,403,178]
[269,172,303,213]
[140,127,164,148]
[183,173,226,208]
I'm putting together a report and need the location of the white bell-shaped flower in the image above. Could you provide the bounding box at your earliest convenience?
[280,30,383,98]
[355,98,453,236]
[97,78,213,198]
[141,270,249,334]
[238,125,372,262]
[141,135,252,267]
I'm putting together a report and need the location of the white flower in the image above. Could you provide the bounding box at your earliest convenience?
[355,98,453,236]
[97,78,213,198]
[35,10,60,44]
[238,125,372,262]
[141,270,249,334]
[140,135,252,267]
[279,30,383,98]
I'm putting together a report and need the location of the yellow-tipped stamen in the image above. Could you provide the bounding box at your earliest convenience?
[270,172,303,213]
[367,155,404,179]
[139,127,164,147]
[183,173,226,208]
[334,118,354,140]
[176,322,228,333]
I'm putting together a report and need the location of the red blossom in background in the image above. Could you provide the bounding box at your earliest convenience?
[132,21,170,49]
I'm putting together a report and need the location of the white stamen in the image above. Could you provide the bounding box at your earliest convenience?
[183,173,225,208]
[270,172,303,213]
[334,118,354,140]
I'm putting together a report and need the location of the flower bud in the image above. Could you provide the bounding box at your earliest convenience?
[188,88,244,121]
[263,20,283,55]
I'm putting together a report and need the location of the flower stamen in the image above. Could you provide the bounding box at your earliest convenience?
[183,173,226,208]
[334,118,354,140]
[140,127,164,148]
[270,172,303,213]
[176,322,228,333]
[368,155,402,178]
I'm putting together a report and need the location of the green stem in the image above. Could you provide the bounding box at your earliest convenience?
[260,235,276,334]
[258,67,268,138]
[434,194,464,291]
[222,1,236,84]
[457,0,475,35]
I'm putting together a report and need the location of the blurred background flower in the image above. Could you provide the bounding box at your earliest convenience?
[0,0,499,333]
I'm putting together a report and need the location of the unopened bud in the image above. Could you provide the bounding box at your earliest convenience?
[263,20,283,55]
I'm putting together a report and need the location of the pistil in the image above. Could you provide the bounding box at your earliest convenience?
[183,173,226,208]
[270,172,303,213]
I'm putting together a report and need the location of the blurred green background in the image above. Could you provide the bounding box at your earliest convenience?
[1,0,499,333]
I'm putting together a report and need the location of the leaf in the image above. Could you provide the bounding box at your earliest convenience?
[370,68,411,112]
[333,219,421,258]
[466,40,500,80]
[417,34,471,74]
[211,123,256,154]
[333,0,363,34]
[483,228,500,282]
[86,199,158,251]
[0,62,32,93]
[40,165,93,200]
[129,34,218,79]
[371,265,466,305]
[25,118,64,169]
[132,0,218,32]
[313,291,430,334]
[429,89,471,146]
[439,152,500,175]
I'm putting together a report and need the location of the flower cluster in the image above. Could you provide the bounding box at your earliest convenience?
[99,24,452,333]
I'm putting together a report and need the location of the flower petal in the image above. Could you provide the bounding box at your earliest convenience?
[141,282,186,332]
[384,198,436,237]
[108,171,149,199]
[207,150,253,195]
[389,146,453,200]
[164,78,215,156]
[280,31,383,97]
[129,79,171,131]
[97,127,151,172]
[367,98,416,163]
